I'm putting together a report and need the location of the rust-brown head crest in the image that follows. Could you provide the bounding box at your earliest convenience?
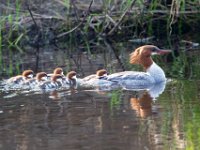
[129,45,170,70]
[51,74,63,82]
[36,72,47,81]
[22,70,34,78]
[67,71,77,79]
[96,69,107,77]
[53,68,63,75]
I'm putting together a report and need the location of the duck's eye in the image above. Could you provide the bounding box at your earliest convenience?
[151,47,158,52]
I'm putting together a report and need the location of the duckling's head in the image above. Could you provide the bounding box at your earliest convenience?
[67,71,77,80]
[22,70,34,79]
[36,72,48,81]
[53,68,63,75]
[96,69,107,79]
[51,74,63,82]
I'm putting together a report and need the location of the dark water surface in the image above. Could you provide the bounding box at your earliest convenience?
[1,80,200,150]
[1,46,200,150]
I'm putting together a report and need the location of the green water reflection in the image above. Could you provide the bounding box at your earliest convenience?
[158,80,200,149]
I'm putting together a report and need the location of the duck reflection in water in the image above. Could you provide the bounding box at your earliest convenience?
[130,91,152,118]
[129,81,166,118]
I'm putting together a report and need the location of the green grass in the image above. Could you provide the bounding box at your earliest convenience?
[157,80,200,149]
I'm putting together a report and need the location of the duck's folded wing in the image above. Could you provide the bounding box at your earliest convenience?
[107,71,149,81]
[121,72,155,89]
[121,72,151,80]
[106,73,124,82]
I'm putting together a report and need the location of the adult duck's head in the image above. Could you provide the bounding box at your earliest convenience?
[130,45,171,70]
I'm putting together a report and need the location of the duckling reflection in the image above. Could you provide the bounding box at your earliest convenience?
[48,89,77,100]
[129,81,166,118]
[49,90,61,100]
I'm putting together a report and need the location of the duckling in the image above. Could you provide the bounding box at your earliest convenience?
[47,67,64,79]
[39,74,63,90]
[6,70,34,84]
[23,72,48,89]
[62,71,77,89]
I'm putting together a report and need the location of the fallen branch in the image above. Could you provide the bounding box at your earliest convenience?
[26,2,41,72]
[26,2,38,28]
[103,38,126,71]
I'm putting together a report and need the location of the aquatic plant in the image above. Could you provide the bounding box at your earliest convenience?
[110,90,122,111]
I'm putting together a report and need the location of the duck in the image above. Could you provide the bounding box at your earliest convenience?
[62,71,77,89]
[23,72,48,89]
[106,45,171,88]
[82,69,108,81]
[38,74,63,90]
[80,69,120,90]
[6,70,34,85]
[47,67,64,79]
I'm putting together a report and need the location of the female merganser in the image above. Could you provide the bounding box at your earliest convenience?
[23,72,48,89]
[106,45,171,88]
[6,70,34,85]
[47,67,64,79]
[62,71,77,89]
[38,74,63,90]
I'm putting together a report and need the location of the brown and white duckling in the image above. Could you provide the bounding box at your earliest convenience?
[47,67,64,79]
[62,71,77,88]
[82,69,107,81]
[23,72,48,89]
[6,70,34,86]
[39,74,63,90]
[80,69,119,90]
